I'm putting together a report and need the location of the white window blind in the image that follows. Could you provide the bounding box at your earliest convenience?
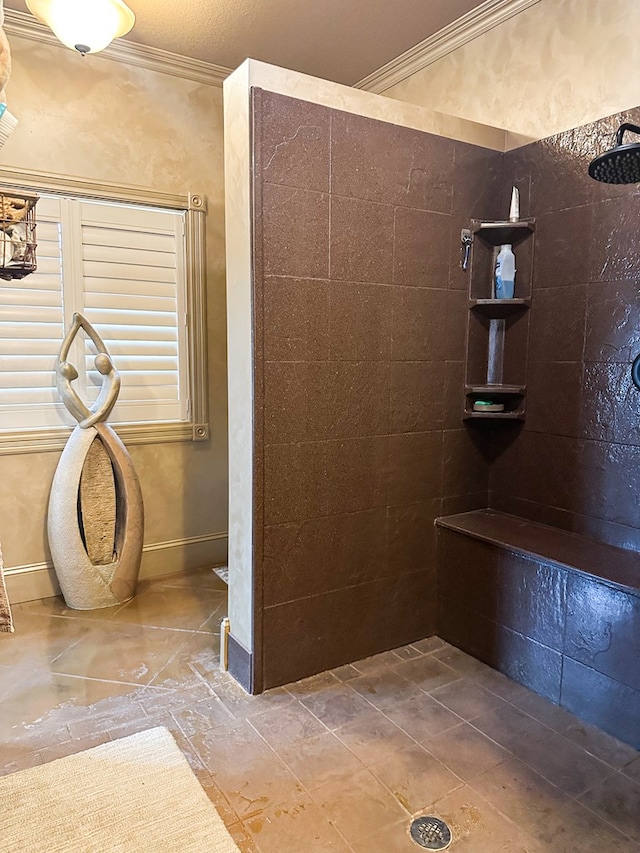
[0,195,189,431]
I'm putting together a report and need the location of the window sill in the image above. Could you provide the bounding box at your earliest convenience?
[0,421,207,455]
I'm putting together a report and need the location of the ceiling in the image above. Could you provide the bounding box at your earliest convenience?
[5,0,489,85]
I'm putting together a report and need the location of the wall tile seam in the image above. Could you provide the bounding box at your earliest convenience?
[262,174,458,217]
[263,429,457,446]
[487,492,640,544]
[263,569,437,611]
[559,655,640,699]
[263,358,454,364]
[514,430,640,451]
[438,537,640,599]
[263,501,443,526]
[262,274,453,290]
[267,505,446,526]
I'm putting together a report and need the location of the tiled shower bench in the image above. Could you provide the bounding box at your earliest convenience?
[436,509,640,749]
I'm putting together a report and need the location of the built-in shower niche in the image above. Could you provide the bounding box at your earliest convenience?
[464,219,535,421]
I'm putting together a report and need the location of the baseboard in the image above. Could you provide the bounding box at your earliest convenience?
[4,532,228,604]
[227,632,253,693]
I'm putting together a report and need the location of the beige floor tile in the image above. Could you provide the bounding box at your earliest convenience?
[216,752,306,822]
[475,705,615,796]
[111,580,226,631]
[170,693,235,737]
[369,742,462,813]
[392,654,462,693]
[330,663,360,682]
[245,793,351,852]
[212,678,293,719]
[349,819,420,853]
[0,662,37,701]
[511,689,578,732]
[190,718,276,773]
[299,683,373,730]
[275,731,366,791]
[0,609,94,670]
[525,733,614,797]
[334,703,417,764]
[495,831,549,852]
[469,756,570,837]
[227,820,260,853]
[561,720,640,769]
[410,636,447,655]
[311,767,407,845]
[0,670,143,745]
[431,646,491,676]
[351,649,408,673]
[472,700,552,755]
[285,670,340,697]
[159,567,228,591]
[471,666,532,703]
[535,797,639,851]
[348,668,425,711]
[424,723,509,783]
[249,699,328,750]
[577,773,640,842]
[51,622,189,685]
[384,692,463,742]
[15,595,122,621]
[623,754,640,783]
[429,784,524,851]
[430,676,509,721]
[150,630,221,689]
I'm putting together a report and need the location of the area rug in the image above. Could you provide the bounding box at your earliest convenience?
[0,727,239,852]
[0,538,13,633]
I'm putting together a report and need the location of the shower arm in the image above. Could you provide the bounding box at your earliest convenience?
[615,123,640,146]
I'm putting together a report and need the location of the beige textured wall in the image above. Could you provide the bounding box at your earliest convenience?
[1,36,228,597]
[383,0,640,142]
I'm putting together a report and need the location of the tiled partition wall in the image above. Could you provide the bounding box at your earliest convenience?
[251,89,502,689]
[491,107,640,551]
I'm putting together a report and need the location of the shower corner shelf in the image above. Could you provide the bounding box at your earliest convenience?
[464,384,526,421]
[470,298,530,319]
[463,216,536,423]
[473,219,535,246]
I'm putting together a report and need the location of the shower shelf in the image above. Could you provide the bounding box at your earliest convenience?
[470,298,530,318]
[473,220,535,246]
[463,216,535,423]
[463,411,525,421]
[464,384,526,420]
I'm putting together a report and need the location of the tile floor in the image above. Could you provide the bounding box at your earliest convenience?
[1,568,639,851]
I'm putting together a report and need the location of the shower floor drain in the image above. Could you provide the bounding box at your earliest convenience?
[409,816,452,850]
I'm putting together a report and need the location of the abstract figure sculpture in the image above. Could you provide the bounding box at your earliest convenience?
[48,313,144,609]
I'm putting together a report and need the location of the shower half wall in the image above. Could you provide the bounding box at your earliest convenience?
[225,60,505,692]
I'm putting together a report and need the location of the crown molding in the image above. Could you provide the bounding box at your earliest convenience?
[3,9,232,87]
[354,0,542,94]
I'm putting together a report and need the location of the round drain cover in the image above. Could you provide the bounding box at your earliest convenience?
[409,816,452,850]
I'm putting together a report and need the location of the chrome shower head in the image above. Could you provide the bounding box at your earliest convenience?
[589,122,640,184]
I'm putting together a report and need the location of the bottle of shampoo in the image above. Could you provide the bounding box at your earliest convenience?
[495,244,515,299]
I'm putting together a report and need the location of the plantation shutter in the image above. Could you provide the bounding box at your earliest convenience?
[0,195,188,431]
[77,199,188,425]
[0,196,66,430]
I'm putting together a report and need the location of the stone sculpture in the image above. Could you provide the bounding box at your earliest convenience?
[48,313,144,609]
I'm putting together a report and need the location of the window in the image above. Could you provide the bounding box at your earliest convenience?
[0,176,208,453]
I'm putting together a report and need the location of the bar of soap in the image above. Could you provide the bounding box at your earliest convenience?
[473,400,505,412]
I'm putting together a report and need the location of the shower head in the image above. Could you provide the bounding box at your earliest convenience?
[588,122,640,184]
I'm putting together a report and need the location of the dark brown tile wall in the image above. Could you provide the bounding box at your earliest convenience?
[437,524,640,748]
[492,106,640,551]
[251,89,501,689]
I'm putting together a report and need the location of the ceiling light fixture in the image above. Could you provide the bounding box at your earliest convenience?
[25,0,135,56]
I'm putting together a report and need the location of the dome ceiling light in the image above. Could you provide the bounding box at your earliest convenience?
[26,0,135,56]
